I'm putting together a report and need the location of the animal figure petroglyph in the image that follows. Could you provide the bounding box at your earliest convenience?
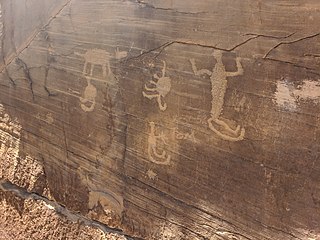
[80,78,97,112]
[75,48,127,77]
[76,48,111,77]
[147,122,171,165]
[143,61,171,111]
[190,50,245,141]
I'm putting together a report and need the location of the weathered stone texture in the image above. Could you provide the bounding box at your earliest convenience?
[0,188,125,240]
[1,0,320,239]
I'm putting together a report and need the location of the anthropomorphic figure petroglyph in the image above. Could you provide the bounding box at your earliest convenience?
[190,50,245,141]
[75,48,127,77]
[80,78,97,112]
[143,61,171,111]
[147,122,171,165]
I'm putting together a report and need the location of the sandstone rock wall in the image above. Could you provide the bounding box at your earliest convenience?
[0,0,320,239]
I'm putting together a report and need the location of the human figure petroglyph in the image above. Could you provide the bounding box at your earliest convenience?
[190,50,245,141]
[143,61,172,111]
[80,78,97,112]
[147,122,171,165]
[75,48,127,77]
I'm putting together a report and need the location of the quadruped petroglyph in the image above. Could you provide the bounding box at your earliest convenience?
[80,77,97,112]
[76,49,111,77]
[147,122,171,165]
[75,47,127,112]
[143,61,172,111]
[190,50,245,141]
[75,48,127,77]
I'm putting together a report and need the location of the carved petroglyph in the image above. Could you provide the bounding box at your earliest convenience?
[176,113,208,126]
[78,169,123,216]
[80,78,97,112]
[75,47,127,112]
[190,50,245,142]
[75,48,127,77]
[147,122,171,165]
[172,128,197,143]
[143,61,172,111]
[146,169,157,180]
[76,49,111,77]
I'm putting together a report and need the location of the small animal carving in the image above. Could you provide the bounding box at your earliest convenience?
[190,50,245,141]
[147,122,171,165]
[143,61,171,111]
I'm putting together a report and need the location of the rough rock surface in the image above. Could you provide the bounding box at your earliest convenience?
[0,188,125,239]
[1,0,320,239]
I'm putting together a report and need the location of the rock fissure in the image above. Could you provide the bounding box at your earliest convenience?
[0,179,138,240]
[131,0,208,15]
[124,32,297,63]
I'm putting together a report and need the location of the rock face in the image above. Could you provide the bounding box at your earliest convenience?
[0,185,125,240]
[1,0,320,239]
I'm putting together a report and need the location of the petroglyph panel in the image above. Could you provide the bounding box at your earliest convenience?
[1,0,320,239]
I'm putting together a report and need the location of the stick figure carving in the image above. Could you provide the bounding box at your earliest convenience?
[75,48,127,77]
[190,50,245,141]
[80,78,97,112]
[147,122,171,165]
[143,61,171,111]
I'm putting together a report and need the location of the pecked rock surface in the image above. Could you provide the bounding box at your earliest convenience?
[0,0,320,239]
